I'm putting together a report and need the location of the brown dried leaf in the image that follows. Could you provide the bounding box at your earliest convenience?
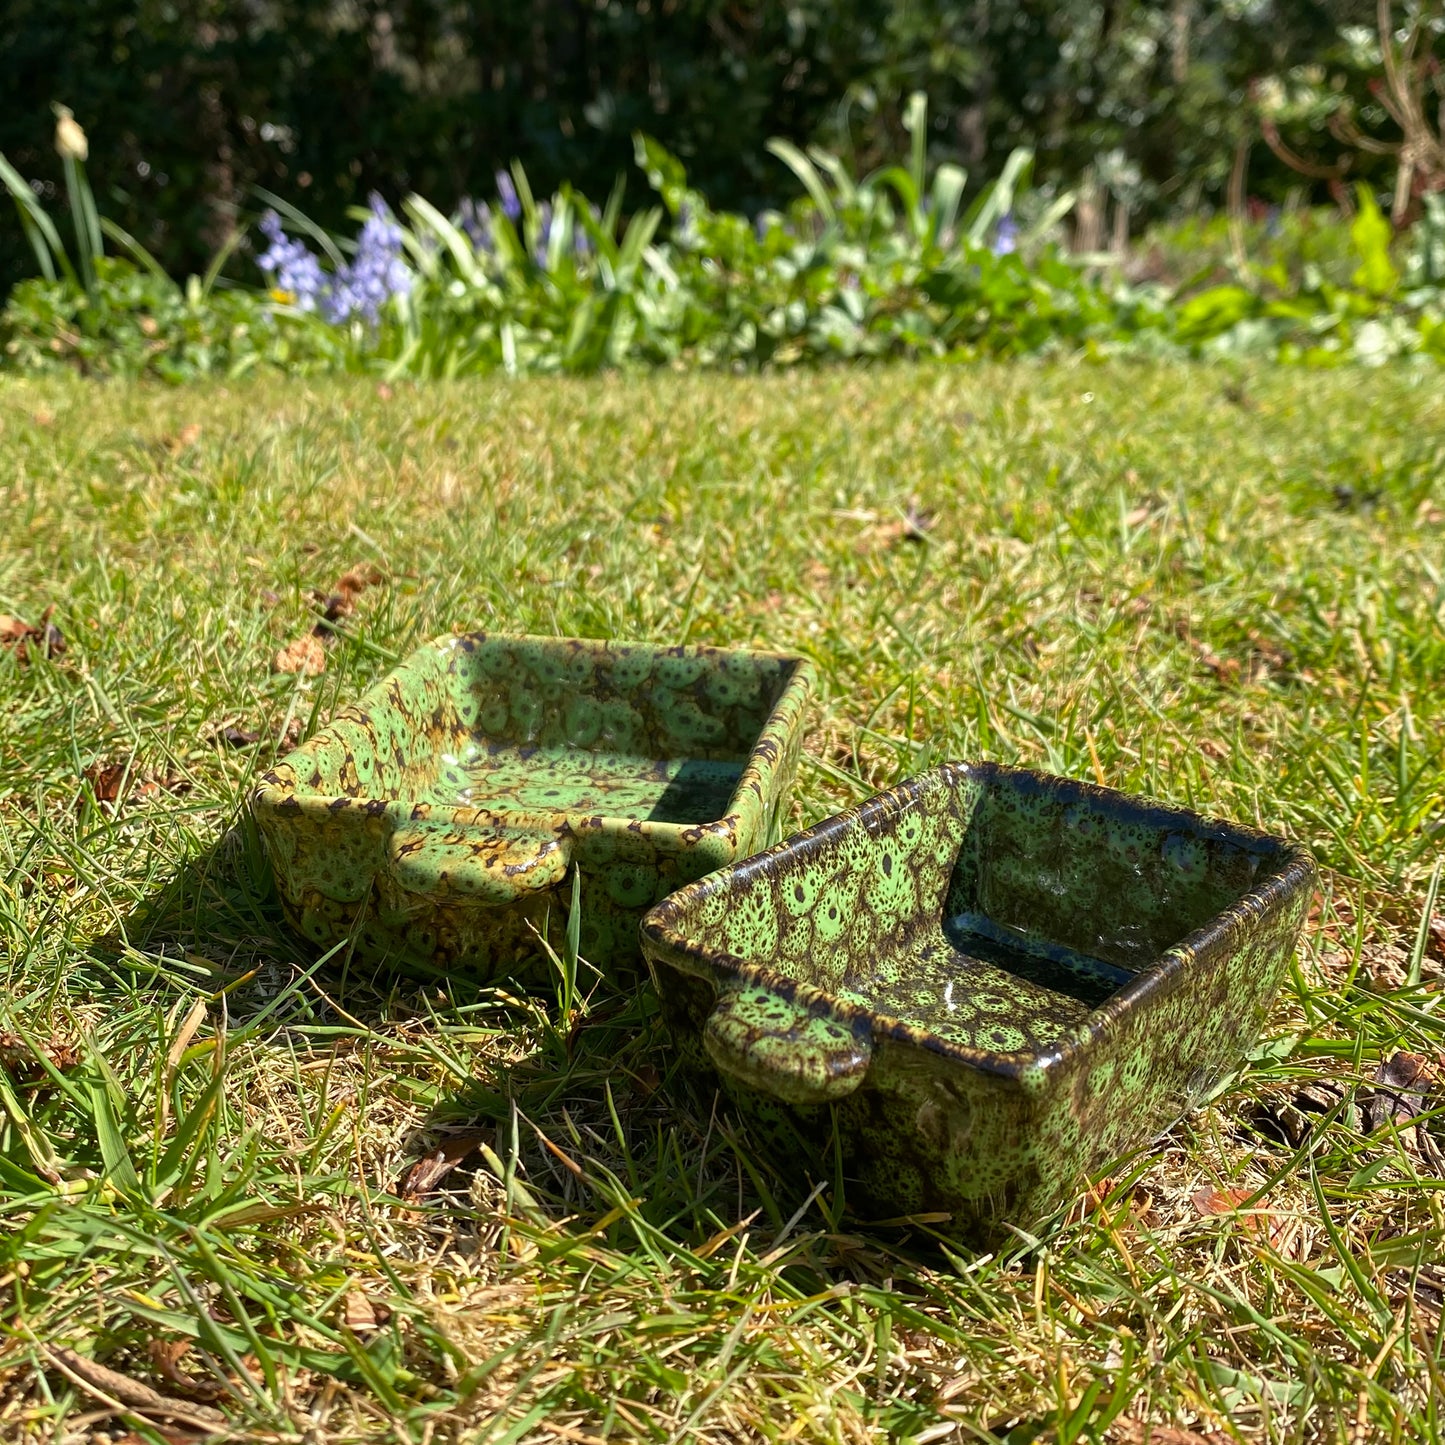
[1366,1051,1431,1133]
[146,1339,226,1403]
[1364,1051,1442,1168]
[164,423,202,454]
[273,633,326,676]
[1250,1076,1349,1148]
[83,761,129,803]
[215,725,260,748]
[1429,916,1445,961]
[335,562,385,598]
[0,1030,81,1081]
[0,607,66,661]
[82,762,190,810]
[1190,1183,1299,1253]
[32,407,55,427]
[1192,1184,1255,1217]
[1111,1419,1230,1445]
[398,1127,492,1200]
[341,1289,392,1333]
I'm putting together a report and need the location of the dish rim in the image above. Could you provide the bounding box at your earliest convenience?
[251,630,817,848]
[640,760,1317,1080]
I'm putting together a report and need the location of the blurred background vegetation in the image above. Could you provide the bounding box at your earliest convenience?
[0,0,1402,296]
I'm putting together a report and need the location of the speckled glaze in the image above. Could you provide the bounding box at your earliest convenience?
[641,763,1315,1239]
[251,633,814,983]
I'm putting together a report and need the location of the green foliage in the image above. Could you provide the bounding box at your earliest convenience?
[0,0,1385,298]
[1,258,344,381]
[5,107,1445,380]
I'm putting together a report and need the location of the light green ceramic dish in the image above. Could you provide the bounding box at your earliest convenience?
[252,632,814,983]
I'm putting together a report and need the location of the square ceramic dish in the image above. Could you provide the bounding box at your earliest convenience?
[640,762,1315,1239]
[252,633,814,983]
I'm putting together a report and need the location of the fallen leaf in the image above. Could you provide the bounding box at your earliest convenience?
[146,1339,226,1403]
[1364,1051,1442,1167]
[83,761,129,804]
[398,1127,492,1200]
[82,762,191,810]
[341,1289,392,1333]
[0,607,66,661]
[309,563,386,636]
[1111,1419,1230,1445]
[215,725,260,748]
[273,633,326,676]
[1198,738,1228,761]
[900,496,935,542]
[1249,1076,1349,1148]
[1190,1183,1301,1254]
[1192,1184,1255,1217]
[0,1030,81,1081]
[1366,1051,1431,1133]
[335,562,384,598]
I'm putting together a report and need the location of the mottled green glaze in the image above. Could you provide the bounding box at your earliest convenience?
[252,633,814,982]
[641,763,1315,1239]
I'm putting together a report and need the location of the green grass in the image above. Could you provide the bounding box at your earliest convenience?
[0,362,1442,1443]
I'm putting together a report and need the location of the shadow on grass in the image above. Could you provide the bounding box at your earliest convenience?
[92,815,1003,1282]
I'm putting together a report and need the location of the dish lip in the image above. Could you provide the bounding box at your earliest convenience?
[250,630,816,845]
[639,760,1317,1083]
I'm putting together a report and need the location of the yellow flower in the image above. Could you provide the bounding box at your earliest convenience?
[269,288,296,305]
[53,105,88,162]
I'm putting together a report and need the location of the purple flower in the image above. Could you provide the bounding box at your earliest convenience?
[258,196,409,326]
[533,199,553,266]
[255,210,327,311]
[496,170,521,222]
[323,193,410,325]
[991,213,1018,256]
[458,197,493,254]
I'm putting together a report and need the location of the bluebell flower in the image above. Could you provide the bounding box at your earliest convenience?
[255,210,327,311]
[458,197,493,254]
[324,193,410,325]
[992,213,1018,256]
[496,170,522,222]
[533,199,553,266]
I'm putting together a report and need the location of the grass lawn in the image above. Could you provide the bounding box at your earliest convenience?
[1,362,1443,1443]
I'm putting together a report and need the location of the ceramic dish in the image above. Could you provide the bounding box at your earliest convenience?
[640,762,1315,1238]
[253,632,814,982]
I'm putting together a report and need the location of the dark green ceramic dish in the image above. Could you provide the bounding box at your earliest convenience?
[640,763,1315,1239]
[252,633,814,983]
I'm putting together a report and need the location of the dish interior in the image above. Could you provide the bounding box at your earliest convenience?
[424,744,745,825]
[682,769,1287,1055]
[297,637,802,826]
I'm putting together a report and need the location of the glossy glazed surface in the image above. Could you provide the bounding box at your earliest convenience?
[252,633,814,982]
[641,763,1315,1239]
